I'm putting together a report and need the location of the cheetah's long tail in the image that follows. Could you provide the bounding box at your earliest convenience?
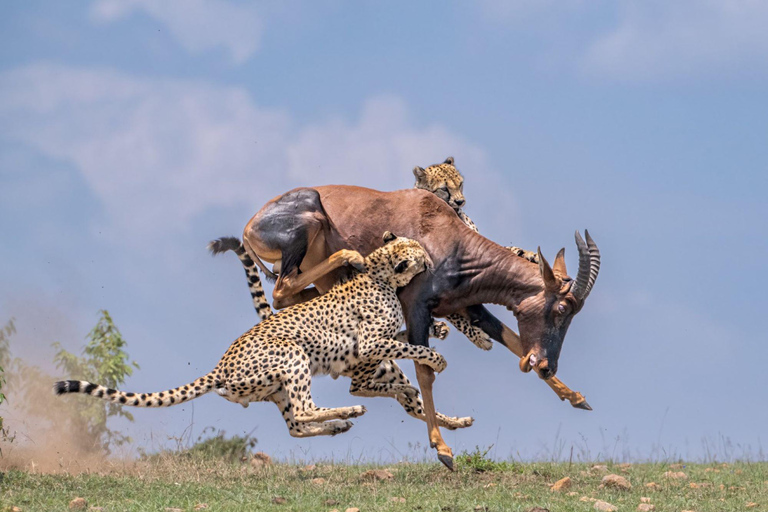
[208,236,274,321]
[53,372,218,407]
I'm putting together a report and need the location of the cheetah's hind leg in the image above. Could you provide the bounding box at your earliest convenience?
[271,388,355,438]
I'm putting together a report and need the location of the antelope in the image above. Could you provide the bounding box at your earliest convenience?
[240,185,601,469]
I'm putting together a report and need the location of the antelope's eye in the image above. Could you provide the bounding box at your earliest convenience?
[557,303,567,314]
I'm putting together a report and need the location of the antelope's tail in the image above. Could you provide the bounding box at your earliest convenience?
[53,372,218,407]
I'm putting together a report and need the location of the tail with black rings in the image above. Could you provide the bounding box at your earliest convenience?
[53,372,218,407]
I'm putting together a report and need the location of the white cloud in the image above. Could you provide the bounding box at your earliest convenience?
[581,0,768,82]
[0,64,495,249]
[89,0,264,64]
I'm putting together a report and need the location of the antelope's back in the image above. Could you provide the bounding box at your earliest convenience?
[314,185,466,263]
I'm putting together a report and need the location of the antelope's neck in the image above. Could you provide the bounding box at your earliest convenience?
[438,234,543,314]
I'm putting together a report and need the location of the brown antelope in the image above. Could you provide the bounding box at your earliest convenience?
[241,185,601,469]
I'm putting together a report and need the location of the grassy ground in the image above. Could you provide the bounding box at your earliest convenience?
[1,455,766,512]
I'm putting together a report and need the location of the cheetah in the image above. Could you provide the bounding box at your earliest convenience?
[55,234,472,437]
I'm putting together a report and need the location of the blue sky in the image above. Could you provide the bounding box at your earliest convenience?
[1,1,767,462]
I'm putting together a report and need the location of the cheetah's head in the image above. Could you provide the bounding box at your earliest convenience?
[413,156,466,212]
[366,232,432,288]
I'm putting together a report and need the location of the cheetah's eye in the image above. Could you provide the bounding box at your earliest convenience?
[394,261,409,274]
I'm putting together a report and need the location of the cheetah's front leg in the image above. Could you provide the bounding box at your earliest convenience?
[445,313,493,351]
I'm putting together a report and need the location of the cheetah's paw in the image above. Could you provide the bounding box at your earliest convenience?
[430,321,450,340]
[327,420,354,436]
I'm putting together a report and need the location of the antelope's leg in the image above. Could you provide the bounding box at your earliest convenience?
[272,249,365,308]
[464,306,592,411]
[414,362,454,469]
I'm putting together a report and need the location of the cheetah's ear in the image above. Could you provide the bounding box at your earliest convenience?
[444,156,454,165]
[382,231,398,244]
[413,166,426,181]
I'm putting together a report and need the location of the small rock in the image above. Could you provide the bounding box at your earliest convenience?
[360,469,394,481]
[746,504,759,509]
[637,505,655,512]
[663,471,687,480]
[602,474,632,491]
[391,497,406,503]
[591,464,608,473]
[567,491,578,496]
[527,508,549,512]
[474,507,488,512]
[299,464,316,473]
[645,482,659,489]
[324,500,340,506]
[311,477,326,485]
[483,482,496,489]
[69,498,87,510]
[165,509,182,512]
[618,463,632,469]
[550,476,572,492]
[681,510,695,512]
[640,497,651,503]
[12,507,22,512]
[669,463,683,469]
[272,497,287,505]
[88,508,103,512]
[705,467,719,473]
[345,508,360,512]
[594,500,618,512]
[580,497,597,502]
[194,505,209,511]
[251,452,272,467]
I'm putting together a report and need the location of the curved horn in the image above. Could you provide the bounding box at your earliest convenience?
[572,230,601,302]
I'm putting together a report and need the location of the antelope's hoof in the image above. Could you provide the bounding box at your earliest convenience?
[437,453,455,471]
[572,399,593,411]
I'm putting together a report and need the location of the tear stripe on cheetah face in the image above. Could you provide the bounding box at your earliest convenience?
[54,236,455,438]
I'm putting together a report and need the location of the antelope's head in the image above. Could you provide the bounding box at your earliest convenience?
[515,230,600,380]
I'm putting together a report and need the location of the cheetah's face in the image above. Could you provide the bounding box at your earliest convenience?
[377,233,432,288]
[413,157,466,212]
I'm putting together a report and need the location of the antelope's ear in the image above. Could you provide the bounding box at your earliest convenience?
[537,247,559,292]
[413,166,426,180]
[552,248,568,280]
[444,156,454,165]
[382,231,398,244]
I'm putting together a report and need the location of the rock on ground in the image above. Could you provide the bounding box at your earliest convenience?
[601,474,632,490]
[360,469,394,481]
[69,498,87,510]
[663,471,687,479]
[345,508,361,512]
[250,452,272,468]
[550,476,572,492]
[637,504,656,512]
[594,500,618,512]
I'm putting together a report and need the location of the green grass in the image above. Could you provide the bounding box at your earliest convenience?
[1,456,766,511]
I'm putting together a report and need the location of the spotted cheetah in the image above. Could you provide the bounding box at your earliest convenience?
[55,234,472,437]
